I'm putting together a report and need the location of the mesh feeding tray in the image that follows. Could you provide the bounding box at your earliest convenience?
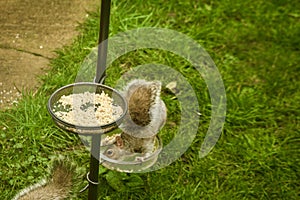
[99,135,162,173]
[47,82,127,135]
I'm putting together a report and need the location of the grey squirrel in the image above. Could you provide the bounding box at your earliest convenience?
[102,79,167,161]
[12,160,73,200]
[12,79,166,199]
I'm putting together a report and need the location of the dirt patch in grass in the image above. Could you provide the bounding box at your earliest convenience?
[0,0,98,109]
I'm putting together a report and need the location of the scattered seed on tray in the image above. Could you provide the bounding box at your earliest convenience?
[53,91,123,126]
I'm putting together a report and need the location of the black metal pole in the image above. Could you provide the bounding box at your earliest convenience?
[95,0,111,84]
[89,0,111,198]
[88,134,101,200]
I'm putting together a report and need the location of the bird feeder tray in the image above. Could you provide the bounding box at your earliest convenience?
[100,135,162,173]
[47,82,128,135]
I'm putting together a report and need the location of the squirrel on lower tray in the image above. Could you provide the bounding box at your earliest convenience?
[12,160,74,200]
[102,79,167,161]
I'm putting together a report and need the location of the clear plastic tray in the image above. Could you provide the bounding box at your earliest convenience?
[100,135,162,173]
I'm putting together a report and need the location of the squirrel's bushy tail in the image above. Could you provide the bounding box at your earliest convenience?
[120,79,167,138]
[13,160,73,200]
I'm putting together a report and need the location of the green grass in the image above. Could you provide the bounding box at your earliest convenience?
[1,0,299,199]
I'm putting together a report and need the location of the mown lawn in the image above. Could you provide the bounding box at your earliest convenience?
[1,0,299,199]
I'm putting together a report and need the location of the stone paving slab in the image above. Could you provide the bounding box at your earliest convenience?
[0,0,98,109]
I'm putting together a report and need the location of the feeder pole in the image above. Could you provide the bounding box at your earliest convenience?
[88,134,101,200]
[95,0,111,84]
[89,0,111,199]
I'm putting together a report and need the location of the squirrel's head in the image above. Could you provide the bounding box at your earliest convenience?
[103,135,125,160]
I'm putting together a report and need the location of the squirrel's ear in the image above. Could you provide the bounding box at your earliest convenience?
[116,136,124,148]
